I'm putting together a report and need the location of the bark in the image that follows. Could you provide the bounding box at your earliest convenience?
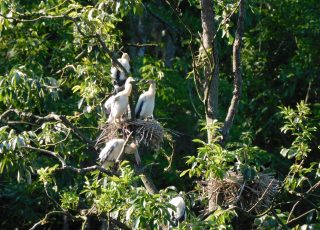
[221,0,245,141]
[200,0,219,143]
[139,173,158,195]
[200,0,245,212]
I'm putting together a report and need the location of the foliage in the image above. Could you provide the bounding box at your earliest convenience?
[0,0,319,229]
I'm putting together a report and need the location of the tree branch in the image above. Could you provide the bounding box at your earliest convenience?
[221,0,245,141]
[29,211,68,230]
[1,109,97,152]
[22,145,118,176]
[287,180,320,223]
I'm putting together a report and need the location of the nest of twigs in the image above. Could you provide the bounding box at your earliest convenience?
[95,122,131,148]
[95,119,164,151]
[208,172,280,213]
[127,119,164,150]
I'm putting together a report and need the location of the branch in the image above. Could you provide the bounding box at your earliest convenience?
[57,165,119,177]
[116,131,133,162]
[139,173,159,195]
[221,0,245,141]
[22,145,118,176]
[23,146,66,167]
[1,109,97,151]
[95,34,130,76]
[287,180,320,223]
[0,11,130,81]
[287,209,315,226]
[248,179,275,212]
[126,42,158,47]
[29,211,67,230]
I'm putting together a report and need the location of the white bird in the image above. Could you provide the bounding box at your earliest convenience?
[104,95,115,115]
[135,80,156,119]
[110,53,130,86]
[98,138,137,168]
[108,77,135,123]
[167,195,186,227]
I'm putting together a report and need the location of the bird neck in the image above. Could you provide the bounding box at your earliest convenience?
[123,83,132,96]
[148,84,156,96]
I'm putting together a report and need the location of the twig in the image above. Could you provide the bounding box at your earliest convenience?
[115,131,133,162]
[287,180,320,222]
[304,80,312,103]
[22,145,117,176]
[126,42,158,47]
[234,181,246,204]
[187,82,202,118]
[95,34,130,76]
[287,209,315,225]
[248,179,274,212]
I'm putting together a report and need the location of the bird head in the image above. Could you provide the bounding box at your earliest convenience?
[121,53,130,62]
[125,142,138,154]
[125,77,136,84]
[144,79,156,84]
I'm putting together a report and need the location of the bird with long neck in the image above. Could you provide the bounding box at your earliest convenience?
[135,80,156,119]
[110,53,131,88]
[108,77,135,123]
[98,138,138,168]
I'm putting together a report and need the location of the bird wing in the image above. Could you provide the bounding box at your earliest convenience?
[99,141,117,163]
[104,95,115,114]
[135,94,145,119]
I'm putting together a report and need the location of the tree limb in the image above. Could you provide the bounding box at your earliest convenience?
[221,0,245,141]
[22,145,118,176]
[1,109,97,152]
[29,211,68,230]
[287,180,320,223]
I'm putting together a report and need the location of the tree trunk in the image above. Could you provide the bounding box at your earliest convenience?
[199,0,245,212]
[200,0,219,143]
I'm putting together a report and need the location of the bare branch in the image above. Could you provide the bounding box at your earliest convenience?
[29,211,67,230]
[248,179,274,212]
[139,173,159,195]
[221,0,245,141]
[23,146,66,167]
[287,209,316,226]
[287,180,320,222]
[116,131,133,162]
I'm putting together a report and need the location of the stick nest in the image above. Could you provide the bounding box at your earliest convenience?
[208,172,280,214]
[128,119,163,150]
[95,119,164,151]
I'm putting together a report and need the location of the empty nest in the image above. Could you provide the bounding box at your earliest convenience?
[208,172,280,214]
[95,119,164,151]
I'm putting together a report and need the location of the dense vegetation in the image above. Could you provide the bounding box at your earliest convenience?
[0,0,319,229]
